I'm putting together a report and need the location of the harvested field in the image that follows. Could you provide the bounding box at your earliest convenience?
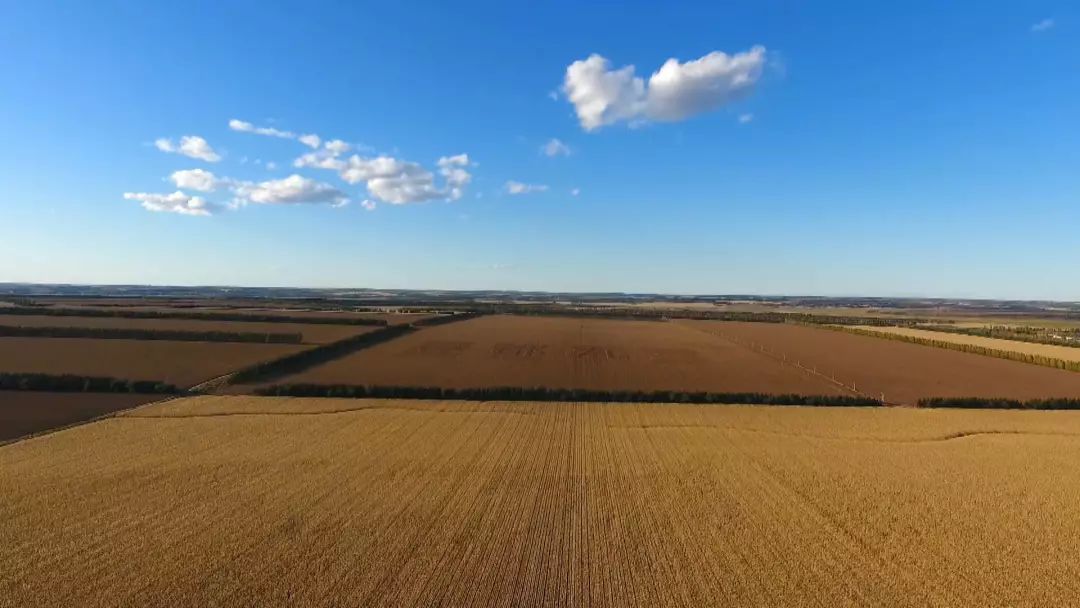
[5,396,1080,606]
[0,391,160,441]
[270,315,846,395]
[0,314,375,344]
[858,325,1080,363]
[0,338,306,388]
[45,305,436,326]
[684,321,1080,404]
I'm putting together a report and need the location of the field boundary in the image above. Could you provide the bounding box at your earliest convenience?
[827,325,1080,373]
[0,324,303,344]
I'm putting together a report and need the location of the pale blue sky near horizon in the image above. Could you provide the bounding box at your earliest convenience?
[1,1,1077,299]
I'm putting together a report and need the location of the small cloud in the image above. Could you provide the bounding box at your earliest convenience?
[169,168,226,192]
[506,181,549,195]
[360,200,377,211]
[570,188,581,196]
[229,118,294,139]
[738,113,754,124]
[123,191,219,216]
[232,174,348,206]
[1031,18,1055,32]
[298,134,321,149]
[265,161,278,170]
[541,138,572,157]
[548,90,560,101]
[154,135,221,162]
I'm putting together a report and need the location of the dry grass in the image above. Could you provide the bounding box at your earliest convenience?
[4,395,1080,606]
[273,315,846,395]
[0,338,306,388]
[855,325,1080,363]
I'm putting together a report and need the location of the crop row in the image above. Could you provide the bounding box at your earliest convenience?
[0,325,302,343]
[253,383,883,406]
[830,326,1080,372]
[0,372,178,394]
[0,306,388,326]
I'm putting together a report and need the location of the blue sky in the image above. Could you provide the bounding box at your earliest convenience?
[2,1,1077,299]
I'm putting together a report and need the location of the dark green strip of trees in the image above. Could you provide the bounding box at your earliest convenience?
[254,384,882,406]
[918,397,1080,410]
[229,325,415,384]
[0,306,388,326]
[0,372,178,394]
[0,325,302,344]
[832,327,1080,373]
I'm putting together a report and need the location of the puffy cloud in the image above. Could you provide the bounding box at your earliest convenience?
[541,138,571,157]
[228,119,294,139]
[562,46,766,130]
[298,134,321,148]
[506,181,548,195]
[296,140,472,205]
[738,113,754,124]
[169,168,226,192]
[123,191,218,216]
[154,135,221,162]
[233,174,348,206]
[1031,18,1054,32]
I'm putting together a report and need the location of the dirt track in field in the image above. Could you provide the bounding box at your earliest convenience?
[0,391,160,441]
[274,315,846,395]
[684,321,1080,404]
[4,396,1080,607]
[0,338,306,388]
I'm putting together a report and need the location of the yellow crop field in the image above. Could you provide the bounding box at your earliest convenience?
[855,325,1080,363]
[4,396,1080,606]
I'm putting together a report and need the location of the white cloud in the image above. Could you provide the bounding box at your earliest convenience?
[541,138,572,157]
[296,140,472,205]
[298,134,321,148]
[123,191,218,216]
[233,174,348,206]
[738,113,754,124]
[562,46,767,130]
[169,168,225,192]
[506,181,548,195]
[228,119,294,139]
[1031,18,1055,32]
[154,135,221,162]
[360,200,377,211]
[570,188,581,196]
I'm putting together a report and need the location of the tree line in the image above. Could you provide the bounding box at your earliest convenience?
[0,325,302,344]
[920,324,1080,349]
[0,306,388,326]
[918,397,1080,410]
[831,326,1080,373]
[254,383,883,406]
[0,372,178,394]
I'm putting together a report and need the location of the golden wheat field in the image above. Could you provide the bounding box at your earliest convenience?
[4,396,1080,607]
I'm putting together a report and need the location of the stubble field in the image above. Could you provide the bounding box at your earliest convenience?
[268,315,847,395]
[852,325,1080,363]
[4,396,1080,607]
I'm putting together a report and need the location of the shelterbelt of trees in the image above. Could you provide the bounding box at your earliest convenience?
[0,325,302,344]
[918,397,1080,409]
[253,384,883,406]
[0,372,178,394]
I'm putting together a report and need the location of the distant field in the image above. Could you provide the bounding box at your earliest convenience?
[685,321,1080,403]
[0,314,376,344]
[5,396,1080,606]
[0,338,306,388]
[854,325,1080,363]
[270,315,846,395]
[48,305,435,326]
[0,391,160,441]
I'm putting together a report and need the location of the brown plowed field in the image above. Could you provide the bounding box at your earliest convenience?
[0,314,376,344]
[0,391,160,441]
[274,315,846,395]
[684,321,1080,403]
[48,305,435,326]
[0,338,306,388]
[5,396,1080,606]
